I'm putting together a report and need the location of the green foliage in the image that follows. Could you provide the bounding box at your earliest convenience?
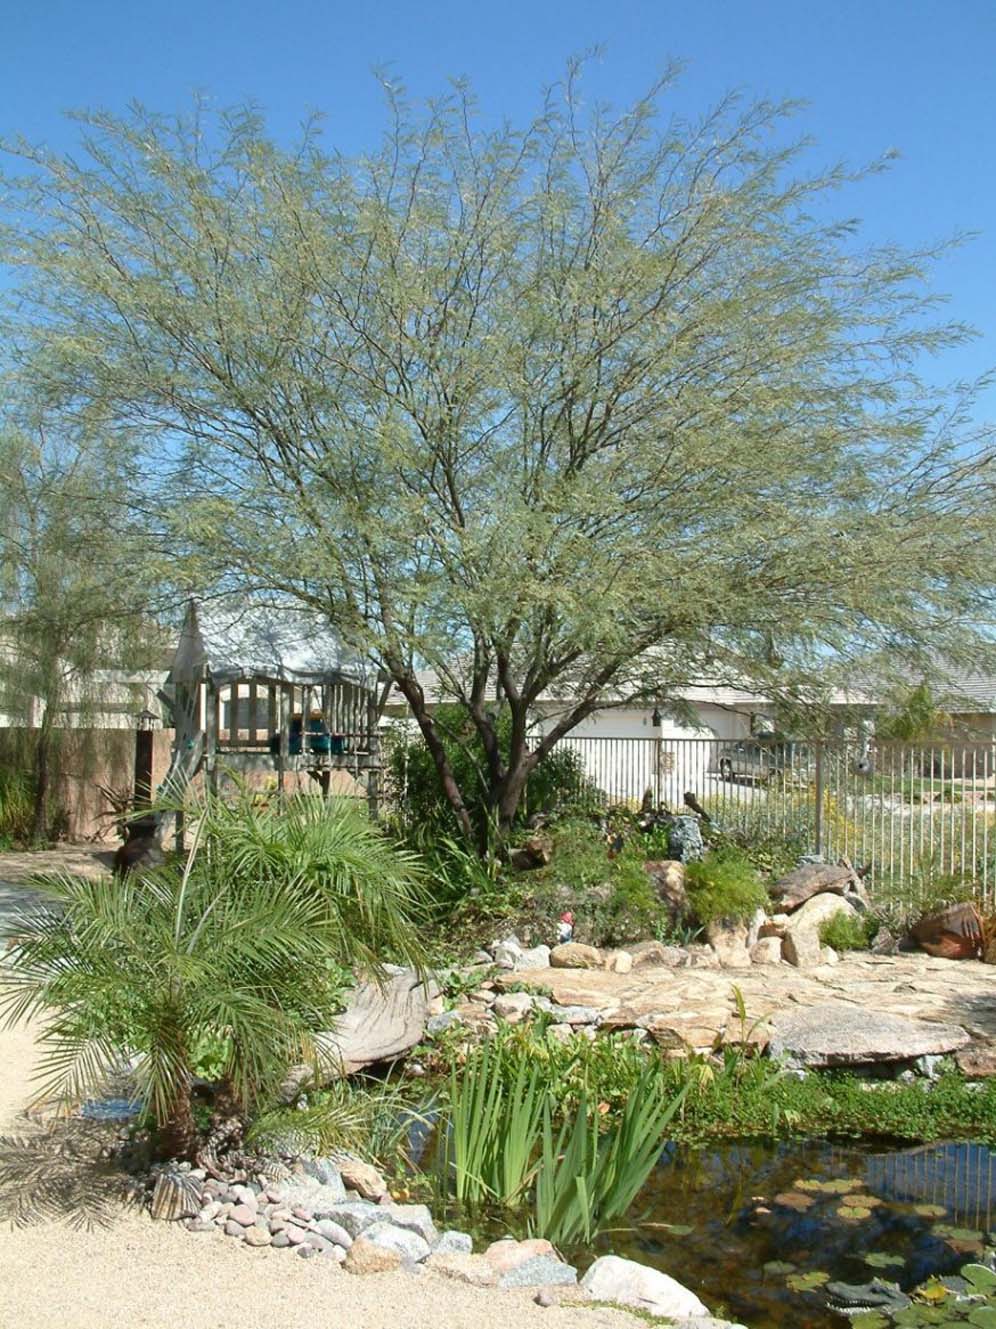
[684,849,769,926]
[248,1078,428,1174]
[819,912,877,952]
[8,78,995,837]
[0,766,35,846]
[387,705,594,845]
[533,1069,686,1245]
[0,796,429,1158]
[876,682,950,742]
[436,1028,684,1243]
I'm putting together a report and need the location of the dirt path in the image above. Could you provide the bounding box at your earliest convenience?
[0,1024,638,1329]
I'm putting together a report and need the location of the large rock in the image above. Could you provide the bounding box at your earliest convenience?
[768,1003,971,1068]
[645,860,688,921]
[705,919,752,968]
[911,903,984,959]
[336,1158,388,1201]
[581,1255,709,1319]
[550,942,603,969]
[344,1236,405,1274]
[493,991,535,1022]
[750,937,782,965]
[321,968,434,1077]
[771,862,864,911]
[782,894,857,968]
[426,1252,499,1287]
[483,1238,556,1274]
[628,939,689,968]
[361,1220,430,1263]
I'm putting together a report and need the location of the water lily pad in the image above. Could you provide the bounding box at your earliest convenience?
[786,1270,830,1292]
[915,1204,948,1219]
[839,1204,874,1221]
[775,1191,816,1211]
[852,1316,890,1329]
[936,1226,985,1243]
[865,1252,907,1270]
[894,1308,953,1326]
[963,1265,996,1293]
[763,1260,797,1276]
[968,1309,996,1328]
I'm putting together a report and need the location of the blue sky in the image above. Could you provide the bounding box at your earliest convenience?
[3,0,994,417]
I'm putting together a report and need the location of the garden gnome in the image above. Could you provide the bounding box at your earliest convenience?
[557,911,575,944]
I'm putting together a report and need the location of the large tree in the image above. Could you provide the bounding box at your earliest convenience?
[0,404,166,839]
[2,70,994,843]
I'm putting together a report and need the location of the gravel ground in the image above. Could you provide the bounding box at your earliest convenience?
[0,1023,636,1329]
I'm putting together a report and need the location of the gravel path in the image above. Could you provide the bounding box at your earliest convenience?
[0,1024,636,1329]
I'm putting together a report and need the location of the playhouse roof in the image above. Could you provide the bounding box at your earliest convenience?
[168,598,371,686]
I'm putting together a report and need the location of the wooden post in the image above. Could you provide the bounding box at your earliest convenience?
[276,684,287,796]
[366,693,381,820]
[814,740,825,857]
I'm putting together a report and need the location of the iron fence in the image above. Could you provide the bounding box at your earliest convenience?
[549,735,996,909]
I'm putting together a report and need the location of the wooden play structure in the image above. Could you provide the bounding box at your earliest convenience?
[160,599,382,842]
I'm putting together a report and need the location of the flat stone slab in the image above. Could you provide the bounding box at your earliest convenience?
[767,1003,971,1067]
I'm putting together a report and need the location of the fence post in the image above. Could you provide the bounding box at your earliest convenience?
[814,741,825,857]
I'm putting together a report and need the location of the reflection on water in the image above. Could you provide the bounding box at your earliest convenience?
[574,1139,996,1329]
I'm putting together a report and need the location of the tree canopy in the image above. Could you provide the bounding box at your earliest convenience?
[2,68,994,840]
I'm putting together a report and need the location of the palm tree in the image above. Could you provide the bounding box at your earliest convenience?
[0,795,428,1159]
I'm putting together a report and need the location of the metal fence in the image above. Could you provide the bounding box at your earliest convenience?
[551,735,996,908]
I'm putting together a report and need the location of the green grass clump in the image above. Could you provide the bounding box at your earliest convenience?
[684,849,769,926]
[819,912,876,952]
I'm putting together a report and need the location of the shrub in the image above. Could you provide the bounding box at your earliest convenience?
[684,849,769,926]
[818,911,876,952]
[0,795,429,1159]
[386,705,596,845]
[0,767,37,847]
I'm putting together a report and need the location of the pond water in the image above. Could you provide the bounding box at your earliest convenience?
[571,1138,996,1329]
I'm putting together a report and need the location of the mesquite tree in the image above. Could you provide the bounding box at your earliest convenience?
[2,68,994,844]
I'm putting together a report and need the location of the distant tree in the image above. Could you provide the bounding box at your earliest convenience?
[876,681,951,743]
[0,408,165,839]
[2,68,994,847]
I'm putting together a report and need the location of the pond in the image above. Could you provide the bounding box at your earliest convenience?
[571,1138,996,1329]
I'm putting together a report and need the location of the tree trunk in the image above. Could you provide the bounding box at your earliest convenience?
[158,1087,199,1161]
[30,705,54,843]
[392,673,476,843]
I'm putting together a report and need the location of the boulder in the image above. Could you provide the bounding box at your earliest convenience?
[665,816,705,863]
[759,914,790,939]
[750,937,782,965]
[768,1003,970,1068]
[493,940,525,970]
[781,894,857,968]
[771,862,865,912]
[581,1255,709,1319]
[645,860,688,920]
[282,969,433,1090]
[705,919,752,969]
[550,942,603,969]
[318,1200,384,1238]
[605,950,633,974]
[361,1220,430,1263]
[956,1045,996,1078]
[380,1203,438,1246]
[433,1230,473,1256]
[628,939,688,968]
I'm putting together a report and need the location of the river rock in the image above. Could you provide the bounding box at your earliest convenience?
[315,1218,353,1247]
[581,1255,709,1318]
[781,894,857,967]
[427,1010,464,1036]
[768,1004,971,1068]
[344,1236,405,1274]
[337,1158,388,1201]
[244,1225,272,1247]
[550,942,603,969]
[361,1221,430,1263]
[771,862,863,911]
[492,937,525,969]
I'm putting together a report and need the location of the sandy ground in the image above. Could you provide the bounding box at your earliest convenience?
[0,1023,638,1329]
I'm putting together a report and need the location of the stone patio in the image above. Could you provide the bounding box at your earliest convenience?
[495,952,996,1069]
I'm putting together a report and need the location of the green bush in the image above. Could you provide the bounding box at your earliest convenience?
[684,849,769,926]
[386,705,597,844]
[0,767,37,847]
[0,794,429,1159]
[818,911,876,952]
